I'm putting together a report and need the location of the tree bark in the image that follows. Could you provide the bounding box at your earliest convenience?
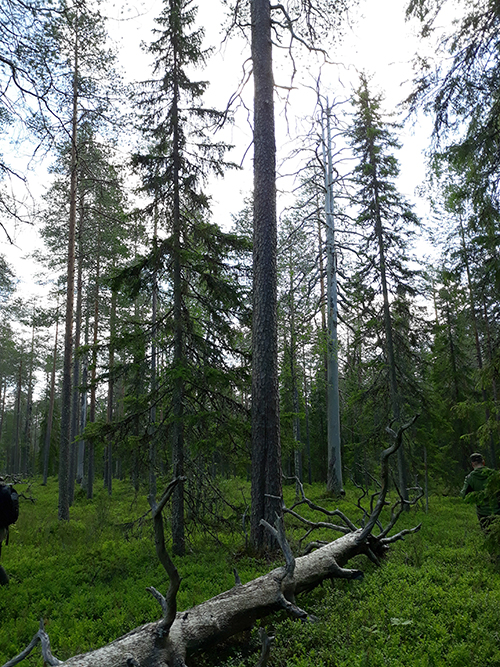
[323,108,343,497]
[43,313,59,486]
[59,15,79,520]
[250,0,282,554]
[12,357,23,474]
[104,286,116,496]
[22,317,36,474]
[69,206,84,504]
[87,240,101,501]
[171,9,185,556]
[14,514,419,667]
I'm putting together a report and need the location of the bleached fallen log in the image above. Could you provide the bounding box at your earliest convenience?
[58,529,377,667]
[4,417,420,667]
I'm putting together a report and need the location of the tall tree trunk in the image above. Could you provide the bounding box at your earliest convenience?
[0,377,6,443]
[23,317,36,474]
[105,287,116,496]
[149,213,159,500]
[302,344,312,484]
[287,249,302,495]
[323,108,343,496]
[367,138,408,507]
[250,0,282,553]
[171,24,185,556]
[69,205,84,504]
[76,309,89,486]
[13,357,22,474]
[43,312,59,485]
[77,354,87,486]
[458,217,495,464]
[87,241,100,500]
[316,215,328,381]
[481,294,499,466]
[59,18,79,520]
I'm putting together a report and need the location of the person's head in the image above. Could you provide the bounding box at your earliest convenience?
[470,453,485,469]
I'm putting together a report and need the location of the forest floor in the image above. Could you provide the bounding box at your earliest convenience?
[0,477,499,667]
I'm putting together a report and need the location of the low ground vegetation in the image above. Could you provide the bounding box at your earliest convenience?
[0,478,498,666]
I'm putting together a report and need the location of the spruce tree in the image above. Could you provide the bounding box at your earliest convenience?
[131,0,249,556]
[348,74,420,503]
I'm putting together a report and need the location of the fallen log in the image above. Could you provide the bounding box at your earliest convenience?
[4,417,420,667]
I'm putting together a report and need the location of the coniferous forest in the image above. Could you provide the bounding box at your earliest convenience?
[2,0,500,665]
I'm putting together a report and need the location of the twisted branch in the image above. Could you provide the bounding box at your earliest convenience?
[357,415,419,543]
[147,476,186,634]
[2,619,62,667]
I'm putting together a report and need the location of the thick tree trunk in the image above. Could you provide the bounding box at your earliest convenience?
[171,34,186,557]
[250,0,282,554]
[23,526,396,667]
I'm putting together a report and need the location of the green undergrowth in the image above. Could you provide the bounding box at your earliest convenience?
[0,478,498,666]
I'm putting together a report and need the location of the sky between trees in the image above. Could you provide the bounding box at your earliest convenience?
[0,0,439,302]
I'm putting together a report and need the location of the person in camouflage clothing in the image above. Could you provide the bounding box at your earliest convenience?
[460,453,500,530]
[0,479,8,585]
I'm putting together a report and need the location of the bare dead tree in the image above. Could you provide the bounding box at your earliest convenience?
[3,418,420,667]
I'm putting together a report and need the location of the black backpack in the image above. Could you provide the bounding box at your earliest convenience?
[0,484,19,531]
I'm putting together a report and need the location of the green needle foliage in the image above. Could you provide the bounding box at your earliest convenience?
[114,0,252,554]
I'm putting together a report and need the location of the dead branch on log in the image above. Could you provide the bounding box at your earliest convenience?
[256,627,274,667]
[284,478,358,531]
[358,415,419,543]
[147,476,186,634]
[3,619,61,667]
[376,474,424,540]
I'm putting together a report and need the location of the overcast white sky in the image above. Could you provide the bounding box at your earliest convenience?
[1,0,445,306]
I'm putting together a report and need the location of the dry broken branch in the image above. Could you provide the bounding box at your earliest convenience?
[3,619,62,667]
[358,415,419,542]
[148,477,186,634]
[255,627,274,667]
